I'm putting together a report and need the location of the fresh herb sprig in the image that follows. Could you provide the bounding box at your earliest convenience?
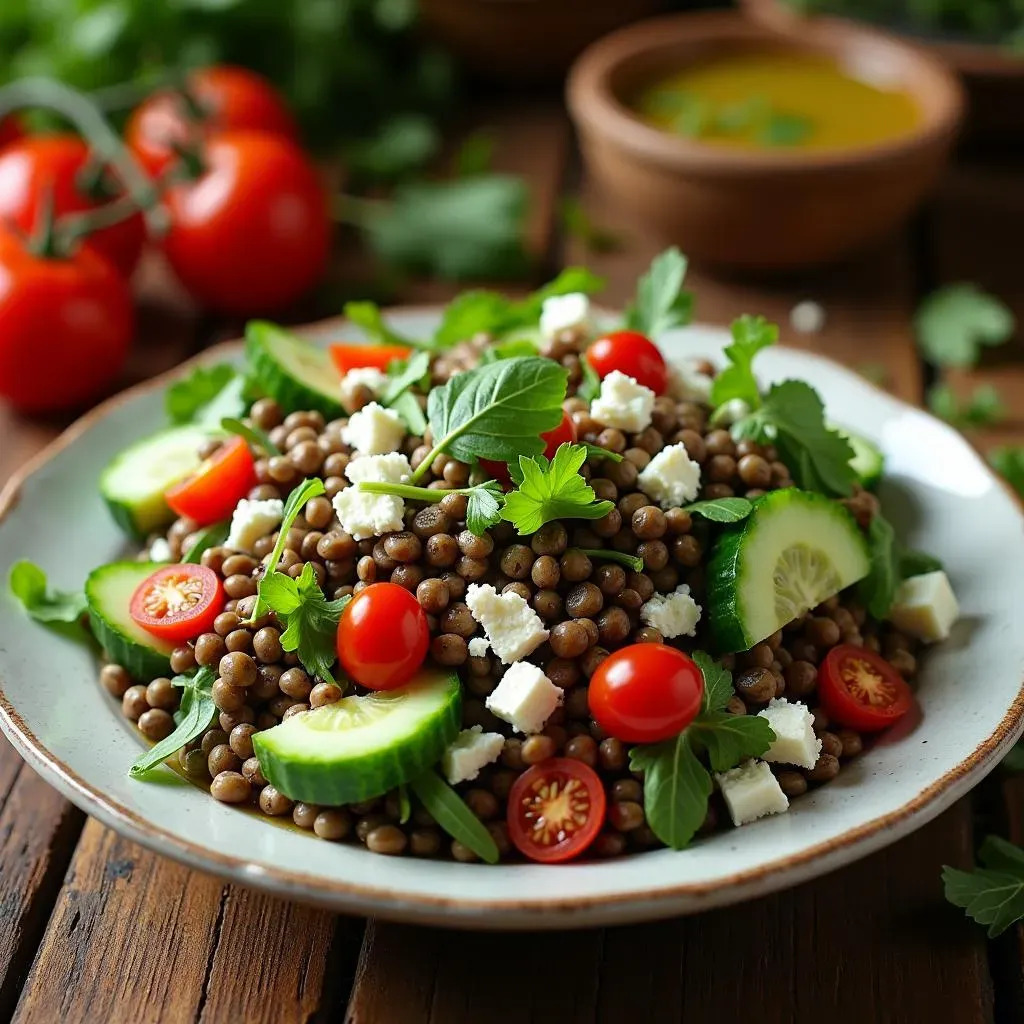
[623,247,693,339]
[9,560,89,642]
[944,835,1024,937]
[710,315,778,410]
[381,351,431,435]
[915,283,1015,368]
[858,514,944,620]
[165,364,238,424]
[409,769,500,864]
[928,383,1005,429]
[357,479,505,537]
[221,416,282,457]
[180,522,230,565]
[683,497,753,523]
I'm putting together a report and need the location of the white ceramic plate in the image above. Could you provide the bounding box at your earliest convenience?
[1,312,1022,931]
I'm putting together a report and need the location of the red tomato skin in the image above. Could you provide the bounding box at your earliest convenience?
[129,564,225,643]
[336,583,430,691]
[165,436,256,526]
[588,644,704,744]
[0,135,145,276]
[818,645,913,733]
[480,410,578,487]
[162,131,330,315]
[507,758,607,863]
[586,330,668,395]
[127,65,298,178]
[330,343,413,376]
[0,115,24,151]
[0,231,133,413]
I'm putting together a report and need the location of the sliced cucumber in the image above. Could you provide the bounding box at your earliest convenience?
[707,489,870,653]
[245,321,343,419]
[99,424,211,539]
[253,668,462,805]
[831,422,884,490]
[86,562,175,680]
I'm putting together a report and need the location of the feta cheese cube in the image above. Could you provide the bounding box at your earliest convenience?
[465,583,549,664]
[540,292,590,338]
[341,401,406,455]
[486,661,563,734]
[889,570,959,643]
[468,637,490,658]
[226,498,285,553]
[757,698,821,769]
[640,583,702,639]
[590,370,655,433]
[716,760,790,827]
[148,537,173,562]
[442,726,505,785]
[332,453,412,541]
[340,366,388,409]
[666,363,714,404]
[637,443,702,508]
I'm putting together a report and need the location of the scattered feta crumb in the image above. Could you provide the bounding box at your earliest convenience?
[442,726,505,785]
[640,583,702,639]
[711,398,751,426]
[716,760,790,827]
[465,583,549,665]
[590,370,655,433]
[636,442,702,508]
[757,698,821,769]
[226,498,285,553]
[340,366,388,409]
[540,292,590,338]
[486,661,563,734]
[889,570,959,643]
[332,453,412,541]
[341,401,406,455]
[468,637,490,658]
[790,299,826,335]
[666,363,714,404]
[148,537,173,562]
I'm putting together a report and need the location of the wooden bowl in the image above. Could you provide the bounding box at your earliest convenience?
[741,0,1024,141]
[566,11,965,272]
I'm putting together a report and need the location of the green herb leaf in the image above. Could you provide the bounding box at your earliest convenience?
[991,446,1024,497]
[501,444,614,536]
[578,355,602,403]
[465,480,505,536]
[381,351,431,405]
[916,284,1015,368]
[683,497,754,523]
[578,549,643,573]
[858,514,898,620]
[623,247,693,339]
[693,650,734,714]
[944,835,1024,937]
[130,668,217,778]
[710,315,777,410]
[479,338,541,364]
[344,301,420,349]
[629,735,712,850]
[759,112,813,147]
[344,114,440,182]
[221,417,282,457]
[582,442,624,463]
[165,363,237,424]
[9,561,89,644]
[899,549,944,579]
[181,522,230,564]
[409,769,500,864]
[689,712,775,772]
[454,132,495,177]
[388,391,427,436]
[928,383,1006,429]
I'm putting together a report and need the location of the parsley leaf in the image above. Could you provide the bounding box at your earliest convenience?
[9,561,87,626]
[465,480,505,535]
[916,284,1014,368]
[991,446,1024,498]
[944,835,1024,937]
[928,383,1006,429]
[220,416,282,457]
[689,712,775,772]
[409,769,499,864]
[629,734,712,850]
[343,301,420,349]
[710,315,777,410]
[501,443,614,536]
[693,650,733,713]
[683,497,753,523]
[165,363,238,424]
[623,247,693,339]
[858,514,898,620]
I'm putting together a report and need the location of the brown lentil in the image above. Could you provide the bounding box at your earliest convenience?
[211,771,250,804]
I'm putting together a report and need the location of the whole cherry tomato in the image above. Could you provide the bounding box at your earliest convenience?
[336,582,430,691]
[588,644,704,744]
[0,229,133,413]
[161,131,330,315]
[0,135,146,277]
[586,330,668,395]
[127,65,298,178]
[818,645,913,733]
[165,436,256,525]
[130,564,224,643]
[480,409,578,486]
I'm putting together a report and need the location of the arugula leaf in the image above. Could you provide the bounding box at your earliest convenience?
[693,650,733,714]
[381,351,431,405]
[465,480,505,535]
[991,446,1024,498]
[129,668,217,778]
[9,561,87,625]
[944,835,1024,937]
[578,549,643,573]
[578,355,602,403]
[928,383,1005,428]
[899,549,944,579]
[710,315,777,410]
[409,769,500,864]
[165,363,237,424]
[582,442,624,463]
[858,514,898,620]
[416,357,567,480]
[623,247,693,339]
[181,522,230,565]
[689,712,775,772]
[916,284,1014,368]
[683,497,753,523]
[343,301,421,349]
[501,444,614,536]
[629,735,712,850]
[221,417,282,457]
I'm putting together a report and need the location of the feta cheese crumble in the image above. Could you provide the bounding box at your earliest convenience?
[468,637,490,658]
[590,370,655,433]
[716,760,789,827]
[442,726,505,785]
[636,442,702,508]
[340,366,388,408]
[757,698,821,770]
[640,583,702,639]
[148,537,173,562]
[540,292,590,338]
[226,498,285,553]
[465,583,549,664]
[666,362,714,404]
[889,570,959,643]
[341,401,406,455]
[486,661,563,734]
[332,453,411,541]
[790,299,826,335]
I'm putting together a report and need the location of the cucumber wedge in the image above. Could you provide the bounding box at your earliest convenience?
[253,668,462,805]
[245,321,343,419]
[707,489,870,653]
[831,422,884,491]
[86,562,175,680]
[99,424,211,539]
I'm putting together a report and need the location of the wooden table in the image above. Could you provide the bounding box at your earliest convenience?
[2,100,1023,1024]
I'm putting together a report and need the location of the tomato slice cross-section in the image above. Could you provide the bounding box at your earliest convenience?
[819,644,913,732]
[129,563,225,643]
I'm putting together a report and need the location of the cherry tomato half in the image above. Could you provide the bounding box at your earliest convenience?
[129,564,224,643]
[329,343,413,376]
[507,758,606,863]
[818,645,913,733]
[162,131,330,315]
[127,65,298,178]
[588,644,704,744]
[480,409,578,487]
[586,330,668,395]
[336,582,429,691]
[165,436,256,526]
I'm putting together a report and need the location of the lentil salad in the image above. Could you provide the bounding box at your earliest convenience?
[11,248,959,865]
